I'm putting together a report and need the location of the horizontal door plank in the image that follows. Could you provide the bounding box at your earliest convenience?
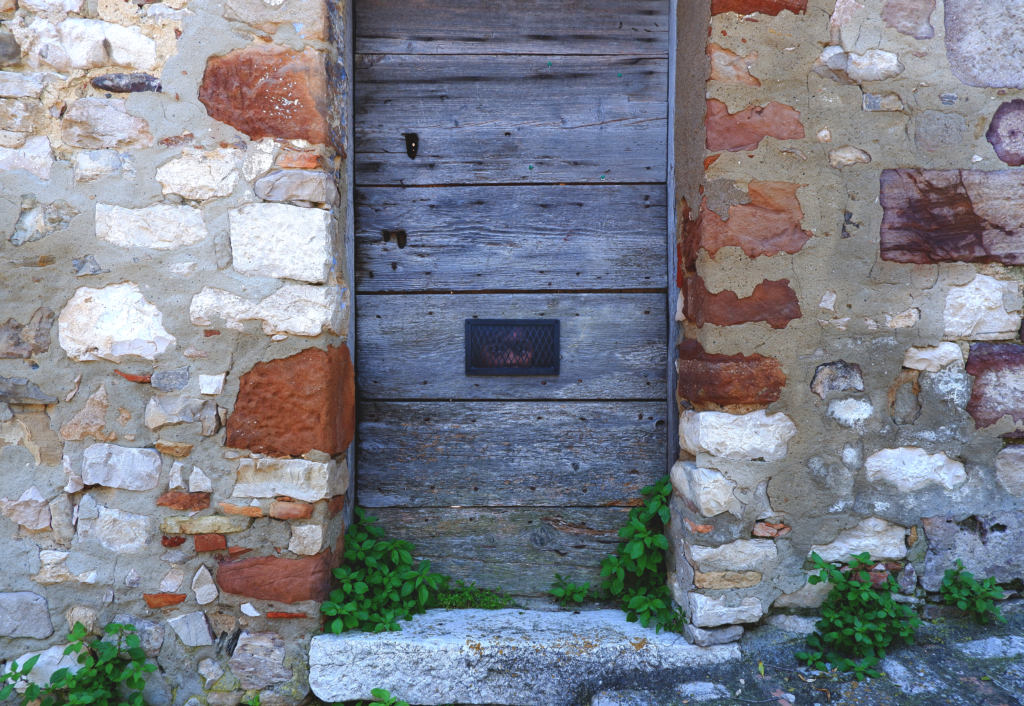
[356,293,667,400]
[366,507,629,595]
[357,401,666,507]
[355,55,667,185]
[355,0,669,56]
[355,185,668,291]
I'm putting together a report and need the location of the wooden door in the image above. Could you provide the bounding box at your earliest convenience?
[354,0,670,596]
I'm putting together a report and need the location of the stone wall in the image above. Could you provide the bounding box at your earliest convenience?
[0,0,353,701]
[670,0,1024,646]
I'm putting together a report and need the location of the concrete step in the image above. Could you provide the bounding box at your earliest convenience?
[309,609,739,706]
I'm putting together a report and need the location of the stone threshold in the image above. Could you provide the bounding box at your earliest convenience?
[308,609,739,706]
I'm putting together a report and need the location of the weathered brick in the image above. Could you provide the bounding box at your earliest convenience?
[195,534,227,552]
[677,339,786,407]
[680,275,801,329]
[199,45,328,144]
[269,501,314,520]
[705,99,804,153]
[226,345,355,457]
[712,0,806,15]
[216,549,336,604]
[143,593,186,609]
[156,492,211,512]
[966,343,1024,428]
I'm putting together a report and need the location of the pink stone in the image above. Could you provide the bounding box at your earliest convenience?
[705,99,805,153]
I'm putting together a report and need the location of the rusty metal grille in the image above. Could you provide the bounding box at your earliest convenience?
[465,319,560,376]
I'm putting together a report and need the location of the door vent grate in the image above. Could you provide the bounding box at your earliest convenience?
[465,319,560,376]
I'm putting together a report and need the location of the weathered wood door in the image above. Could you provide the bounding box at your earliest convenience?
[354,0,670,595]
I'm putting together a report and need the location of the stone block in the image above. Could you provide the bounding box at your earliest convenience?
[90,72,161,93]
[160,515,252,535]
[168,611,213,647]
[189,285,346,337]
[987,100,1024,167]
[0,307,53,359]
[269,501,313,520]
[810,517,907,562]
[0,592,53,638]
[198,658,223,686]
[677,340,785,408]
[863,92,904,112]
[229,632,293,690]
[32,550,97,584]
[687,539,777,572]
[145,396,219,435]
[58,283,175,362]
[903,343,964,372]
[223,0,326,40]
[254,169,336,205]
[0,376,55,404]
[9,645,81,687]
[996,446,1024,496]
[773,571,830,608]
[680,275,801,330]
[0,486,51,530]
[156,148,239,201]
[810,360,863,399]
[766,614,818,634]
[945,0,1024,89]
[944,276,1021,340]
[693,571,761,589]
[192,565,218,604]
[73,150,125,182]
[200,374,226,396]
[199,45,328,144]
[679,409,797,461]
[216,549,336,603]
[828,145,872,169]
[707,44,760,87]
[232,457,346,503]
[882,0,935,39]
[813,46,904,84]
[0,97,46,133]
[288,525,322,556]
[60,385,114,441]
[705,99,804,152]
[687,594,762,628]
[966,343,1024,428]
[921,512,1024,591]
[111,614,164,657]
[12,195,79,246]
[0,135,53,180]
[81,443,161,491]
[194,534,226,552]
[152,367,189,392]
[227,345,355,458]
[228,203,330,283]
[865,447,966,492]
[77,504,150,553]
[683,624,743,647]
[95,204,208,250]
[61,97,153,149]
[670,461,741,518]
[827,398,873,430]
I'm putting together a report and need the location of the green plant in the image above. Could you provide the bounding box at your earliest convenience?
[796,552,921,680]
[321,507,447,633]
[435,579,514,610]
[550,574,591,607]
[0,622,156,706]
[356,688,409,706]
[242,693,260,706]
[598,475,686,632]
[940,559,1006,624]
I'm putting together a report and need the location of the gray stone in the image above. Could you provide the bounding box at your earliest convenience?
[0,592,53,638]
[688,594,762,628]
[168,611,213,647]
[879,657,942,695]
[229,632,292,690]
[112,614,165,657]
[675,682,732,702]
[207,693,243,706]
[915,111,967,153]
[589,690,660,706]
[766,614,817,634]
[90,73,161,93]
[921,512,1024,591]
[76,504,150,553]
[683,624,743,646]
[945,0,1024,89]
[151,366,189,392]
[996,446,1024,497]
[309,609,739,706]
[61,98,153,150]
[810,361,864,399]
[254,169,337,205]
[0,32,20,67]
[10,194,78,246]
[72,254,108,277]
[198,658,224,686]
[955,636,1024,660]
[863,92,903,112]
[898,563,918,594]
[81,443,161,491]
[73,150,122,182]
[48,493,74,545]
[0,375,57,404]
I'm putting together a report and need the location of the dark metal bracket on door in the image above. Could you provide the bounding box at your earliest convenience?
[465,319,560,376]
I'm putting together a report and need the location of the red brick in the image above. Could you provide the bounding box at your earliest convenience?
[677,339,786,407]
[706,99,804,152]
[966,343,1024,428]
[157,491,210,511]
[712,0,806,15]
[219,502,263,517]
[144,594,186,608]
[277,151,321,169]
[161,536,186,547]
[199,45,328,144]
[266,612,307,619]
[226,345,355,457]
[216,549,337,604]
[195,533,227,552]
[328,493,346,518]
[269,501,314,520]
[680,275,801,329]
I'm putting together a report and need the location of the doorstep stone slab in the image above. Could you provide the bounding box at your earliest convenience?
[309,609,739,706]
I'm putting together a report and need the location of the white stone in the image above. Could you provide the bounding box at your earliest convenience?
[810,517,907,562]
[819,290,837,311]
[168,261,198,276]
[230,632,293,690]
[886,307,920,329]
[670,462,741,518]
[73,150,123,182]
[5,645,81,689]
[199,374,226,396]
[58,283,175,362]
[828,145,872,169]
[20,19,157,71]
[160,567,184,593]
[0,135,54,180]
[0,592,53,639]
[145,395,218,434]
[233,457,347,503]
[687,594,763,628]
[846,49,904,82]
[996,446,1024,497]
[168,611,213,647]
[288,524,323,556]
[96,204,208,250]
[686,539,777,573]
[679,409,797,461]
[76,505,150,553]
[242,138,275,181]
[125,568,141,587]
[0,72,46,99]
[156,149,240,201]
[767,614,818,634]
[955,636,1024,660]
[62,97,153,149]
[241,603,260,617]
[65,606,98,634]
[185,467,211,493]
[229,203,331,283]
[827,398,873,430]
[81,443,161,491]
[681,625,743,648]
[254,169,337,205]
[20,0,83,14]
[944,275,1022,340]
[31,550,97,585]
[189,284,346,337]
[903,343,964,372]
[192,566,218,605]
[309,610,739,705]
[0,486,51,530]
[168,461,187,490]
[198,658,224,686]
[0,130,25,148]
[865,447,966,492]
